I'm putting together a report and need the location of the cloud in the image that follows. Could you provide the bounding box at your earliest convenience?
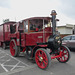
[58,0,75,19]
[0,0,60,24]
[0,7,16,24]
[0,0,75,25]
[0,0,10,8]
[9,0,60,20]
[57,12,75,26]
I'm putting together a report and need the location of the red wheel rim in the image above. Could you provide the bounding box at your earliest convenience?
[58,47,69,62]
[35,50,48,69]
[10,41,15,56]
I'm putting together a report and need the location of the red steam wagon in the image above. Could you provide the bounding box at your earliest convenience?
[9,10,70,69]
[0,21,16,49]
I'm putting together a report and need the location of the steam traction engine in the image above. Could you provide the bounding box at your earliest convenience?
[10,10,70,69]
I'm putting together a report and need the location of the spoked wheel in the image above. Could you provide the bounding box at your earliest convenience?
[10,39,20,57]
[2,43,6,49]
[35,48,51,69]
[57,45,70,63]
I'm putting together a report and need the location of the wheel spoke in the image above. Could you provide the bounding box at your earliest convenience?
[40,62,43,66]
[38,52,41,57]
[60,57,63,61]
[41,52,44,57]
[36,56,39,60]
[63,55,67,60]
[43,60,48,66]
[42,53,47,61]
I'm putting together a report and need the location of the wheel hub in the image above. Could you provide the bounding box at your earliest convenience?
[39,57,43,62]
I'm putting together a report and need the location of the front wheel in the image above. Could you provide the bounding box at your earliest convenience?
[57,45,71,63]
[10,39,20,57]
[35,48,51,69]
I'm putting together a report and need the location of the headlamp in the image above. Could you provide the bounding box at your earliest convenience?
[55,36,60,40]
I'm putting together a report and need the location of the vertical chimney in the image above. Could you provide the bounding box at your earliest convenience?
[51,10,57,35]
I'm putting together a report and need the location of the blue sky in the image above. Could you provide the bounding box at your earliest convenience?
[0,0,75,25]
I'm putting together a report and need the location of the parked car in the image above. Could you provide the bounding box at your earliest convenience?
[62,35,75,49]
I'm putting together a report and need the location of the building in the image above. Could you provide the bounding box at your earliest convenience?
[57,24,74,34]
[57,24,74,37]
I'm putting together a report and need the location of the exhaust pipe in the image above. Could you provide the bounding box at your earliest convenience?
[51,10,57,35]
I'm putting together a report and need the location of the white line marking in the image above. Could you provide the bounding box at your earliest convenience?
[0,50,30,72]
[4,65,25,68]
[0,55,7,59]
[7,54,29,67]
[10,61,20,71]
[0,50,29,67]
[2,59,10,65]
[1,64,8,72]
[50,72,54,75]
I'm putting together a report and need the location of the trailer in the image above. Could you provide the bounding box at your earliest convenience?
[0,21,16,49]
[9,10,70,69]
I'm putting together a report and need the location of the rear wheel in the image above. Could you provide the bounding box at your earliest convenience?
[10,39,20,57]
[35,48,51,69]
[57,45,70,63]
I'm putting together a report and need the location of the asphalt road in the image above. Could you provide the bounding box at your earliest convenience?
[0,47,75,75]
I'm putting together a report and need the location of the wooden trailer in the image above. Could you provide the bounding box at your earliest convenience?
[0,21,16,49]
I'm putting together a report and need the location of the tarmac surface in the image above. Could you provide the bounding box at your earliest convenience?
[0,50,29,72]
[0,47,75,75]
